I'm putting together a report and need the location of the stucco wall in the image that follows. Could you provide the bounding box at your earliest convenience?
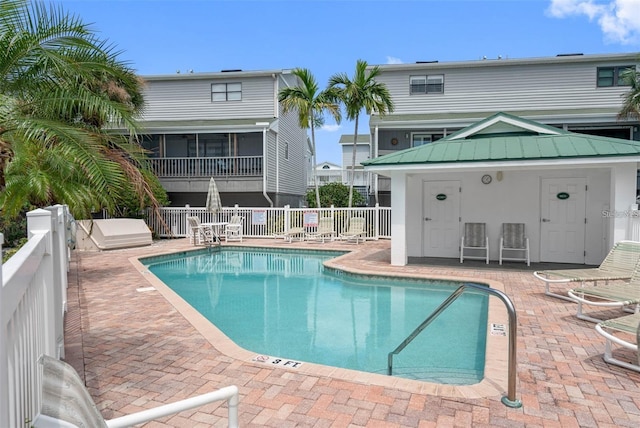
[404,167,618,265]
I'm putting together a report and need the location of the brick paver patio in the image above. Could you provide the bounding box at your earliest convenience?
[65,238,640,427]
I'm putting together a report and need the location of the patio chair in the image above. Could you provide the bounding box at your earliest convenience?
[567,273,640,323]
[460,223,489,264]
[533,240,640,301]
[33,354,239,428]
[499,223,530,266]
[187,216,216,245]
[306,217,335,243]
[225,215,243,242]
[595,312,640,373]
[339,217,366,244]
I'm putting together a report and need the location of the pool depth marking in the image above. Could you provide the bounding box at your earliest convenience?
[252,355,303,368]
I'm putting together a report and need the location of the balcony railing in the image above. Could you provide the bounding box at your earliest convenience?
[149,156,263,178]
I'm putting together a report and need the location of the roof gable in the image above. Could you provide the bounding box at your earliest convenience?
[444,112,565,140]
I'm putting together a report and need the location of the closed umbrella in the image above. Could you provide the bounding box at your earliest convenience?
[205,177,223,242]
[206,177,222,216]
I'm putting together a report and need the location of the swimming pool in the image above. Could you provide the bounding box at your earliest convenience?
[143,247,489,385]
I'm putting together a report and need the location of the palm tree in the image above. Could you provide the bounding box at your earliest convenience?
[0,0,162,219]
[618,67,640,121]
[329,60,394,208]
[278,68,341,208]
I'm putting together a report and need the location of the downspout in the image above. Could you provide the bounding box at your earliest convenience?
[262,125,274,207]
[374,125,379,205]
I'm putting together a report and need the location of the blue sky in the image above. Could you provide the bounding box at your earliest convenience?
[56,0,640,165]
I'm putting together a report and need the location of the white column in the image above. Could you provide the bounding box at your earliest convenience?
[610,163,637,245]
[390,174,407,266]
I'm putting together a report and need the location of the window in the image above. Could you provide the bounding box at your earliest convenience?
[211,82,242,101]
[597,66,634,87]
[410,74,444,94]
[412,133,443,147]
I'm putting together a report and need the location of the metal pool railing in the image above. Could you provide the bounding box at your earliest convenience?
[387,282,522,409]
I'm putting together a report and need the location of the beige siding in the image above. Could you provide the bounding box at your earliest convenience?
[377,60,634,116]
[141,75,276,121]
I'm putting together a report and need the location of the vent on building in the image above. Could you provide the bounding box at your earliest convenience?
[221,69,242,72]
[415,61,438,64]
[556,53,584,57]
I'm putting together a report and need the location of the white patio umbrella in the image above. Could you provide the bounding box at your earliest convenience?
[206,177,222,216]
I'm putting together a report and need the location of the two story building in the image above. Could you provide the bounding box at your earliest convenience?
[367,52,640,206]
[136,69,309,208]
[362,52,640,265]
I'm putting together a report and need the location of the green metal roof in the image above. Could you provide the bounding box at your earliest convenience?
[363,112,640,167]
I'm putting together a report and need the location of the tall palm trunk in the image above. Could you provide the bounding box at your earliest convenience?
[348,115,359,208]
[310,110,321,208]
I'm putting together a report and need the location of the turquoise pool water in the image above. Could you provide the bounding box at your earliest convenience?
[143,247,489,385]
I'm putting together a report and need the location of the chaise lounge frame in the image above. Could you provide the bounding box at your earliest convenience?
[595,312,640,373]
[533,240,640,301]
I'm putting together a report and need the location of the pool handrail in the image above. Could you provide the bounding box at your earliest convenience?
[387,282,522,409]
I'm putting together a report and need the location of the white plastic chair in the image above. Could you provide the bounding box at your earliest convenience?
[187,216,215,245]
[460,222,489,264]
[225,216,243,242]
[499,223,530,266]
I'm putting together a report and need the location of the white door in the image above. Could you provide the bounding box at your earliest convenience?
[540,178,587,264]
[422,181,460,257]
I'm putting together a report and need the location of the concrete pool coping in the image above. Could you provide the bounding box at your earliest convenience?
[130,242,511,402]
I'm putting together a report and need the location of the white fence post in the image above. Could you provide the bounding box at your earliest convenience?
[284,205,291,232]
[27,209,57,357]
[45,205,68,358]
[0,232,7,428]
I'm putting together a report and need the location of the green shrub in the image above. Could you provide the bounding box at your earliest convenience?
[305,182,366,208]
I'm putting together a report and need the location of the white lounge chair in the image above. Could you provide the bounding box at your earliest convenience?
[33,354,239,428]
[534,240,640,301]
[339,217,366,244]
[225,215,243,242]
[567,278,640,323]
[460,222,489,264]
[306,217,335,243]
[595,312,640,373]
[186,216,216,245]
[499,223,530,266]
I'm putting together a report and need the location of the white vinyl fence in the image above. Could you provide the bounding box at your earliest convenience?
[1,205,72,428]
[145,204,392,240]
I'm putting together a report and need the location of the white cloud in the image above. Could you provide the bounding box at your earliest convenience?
[319,124,341,132]
[548,0,640,44]
[386,56,404,64]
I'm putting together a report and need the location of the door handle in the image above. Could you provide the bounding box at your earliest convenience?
[425,217,432,221]
[541,218,550,222]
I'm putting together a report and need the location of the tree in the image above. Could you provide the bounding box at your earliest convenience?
[618,67,640,121]
[278,68,341,208]
[0,0,164,219]
[304,182,365,208]
[329,60,394,208]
